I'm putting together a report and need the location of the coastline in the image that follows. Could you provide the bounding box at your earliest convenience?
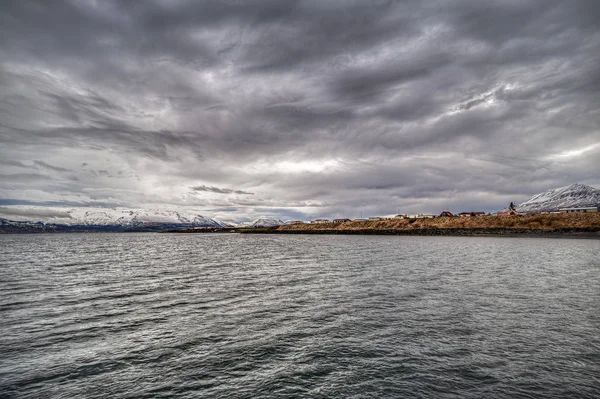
[7,214,597,237]
[236,227,600,239]
[218,213,600,238]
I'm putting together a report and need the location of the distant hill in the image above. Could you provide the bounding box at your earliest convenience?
[0,218,53,233]
[515,183,600,214]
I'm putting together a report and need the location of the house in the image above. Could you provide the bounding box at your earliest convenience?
[439,211,454,217]
[406,214,433,219]
[458,211,486,217]
[497,210,518,216]
[381,214,406,220]
[312,218,330,224]
[559,207,598,213]
[333,218,351,223]
[368,216,384,221]
[291,220,304,224]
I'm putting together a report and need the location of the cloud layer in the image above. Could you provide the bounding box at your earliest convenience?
[1,0,599,221]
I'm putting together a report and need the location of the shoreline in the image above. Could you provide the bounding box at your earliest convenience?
[164,214,600,238]
[3,228,599,238]
[5,214,599,237]
[236,227,600,239]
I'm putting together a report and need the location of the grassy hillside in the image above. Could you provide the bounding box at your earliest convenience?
[276,213,600,232]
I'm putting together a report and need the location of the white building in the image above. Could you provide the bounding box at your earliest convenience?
[559,207,598,213]
[381,214,406,220]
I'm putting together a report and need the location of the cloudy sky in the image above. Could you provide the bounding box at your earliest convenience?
[1,0,599,222]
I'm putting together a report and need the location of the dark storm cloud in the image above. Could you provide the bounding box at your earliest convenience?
[34,161,71,173]
[330,53,451,100]
[1,0,599,220]
[0,160,35,169]
[190,185,254,195]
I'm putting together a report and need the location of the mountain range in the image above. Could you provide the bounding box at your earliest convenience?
[0,208,293,233]
[0,208,228,233]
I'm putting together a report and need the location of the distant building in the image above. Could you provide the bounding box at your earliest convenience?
[381,214,406,220]
[439,211,454,217]
[312,218,330,224]
[368,216,384,221]
[458,211,486,217]
[333,218,351,223]
[559,207,598,213]
[497,210,518,216]
[352,218,368,222]
[407,214,435,219]
[291,220,304,224]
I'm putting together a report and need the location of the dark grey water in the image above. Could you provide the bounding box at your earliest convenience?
[1,233,599,398]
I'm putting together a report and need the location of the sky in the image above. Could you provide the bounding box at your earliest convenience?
[1,0,599,222]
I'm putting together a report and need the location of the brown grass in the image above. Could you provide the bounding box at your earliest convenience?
[277,213,600,232]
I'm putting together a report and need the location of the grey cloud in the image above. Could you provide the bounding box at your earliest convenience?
[0,173,52,182]
[0,206,72,219]
[329,53,450,100]
[0,160,35,169]
[0,0,599,220]
[190,185,254,195]
[34,161,71,172]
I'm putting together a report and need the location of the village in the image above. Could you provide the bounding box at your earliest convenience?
[293,205,599,225]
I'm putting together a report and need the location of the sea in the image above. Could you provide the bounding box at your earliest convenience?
[1,233,599,398]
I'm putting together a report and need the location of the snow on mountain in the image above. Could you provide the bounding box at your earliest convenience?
[65,208,224,227]
[0,207,226,232]
[516,183,600,213]
[237,218,289,228]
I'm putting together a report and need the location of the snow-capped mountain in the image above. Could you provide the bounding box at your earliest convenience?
[65,208,225,227]
[516,183,600,213]
[237,218,289,228]
[0,207,226,233]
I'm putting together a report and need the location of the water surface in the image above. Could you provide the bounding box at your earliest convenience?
[1,233,599,398]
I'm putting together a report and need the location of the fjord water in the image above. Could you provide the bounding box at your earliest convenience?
[1,234,599,398]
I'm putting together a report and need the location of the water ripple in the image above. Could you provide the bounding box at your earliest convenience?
[1,233,599,398]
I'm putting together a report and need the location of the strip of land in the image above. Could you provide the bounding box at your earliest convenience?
[275,213,600,238]
[168,213,600,238]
